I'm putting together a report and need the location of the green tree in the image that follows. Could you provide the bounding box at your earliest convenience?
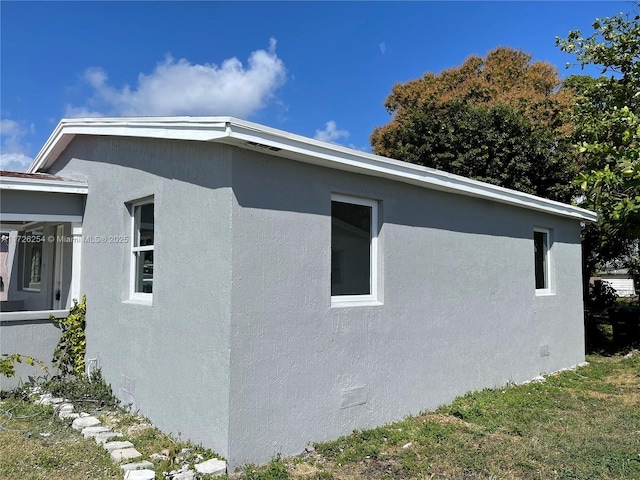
[557,8,640,280]
[371,47,578,203]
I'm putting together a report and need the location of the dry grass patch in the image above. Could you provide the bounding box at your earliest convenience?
[0,399,120,480]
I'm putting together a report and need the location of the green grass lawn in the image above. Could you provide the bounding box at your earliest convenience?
[0,391,220,480]
[244,352,640,480]
[0,400,120,480]
[1,352,639,480]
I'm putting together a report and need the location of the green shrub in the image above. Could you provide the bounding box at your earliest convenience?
[0,353,47,379]
[239,456,290,480]
[42,369,119,410]
[51,295,86,378]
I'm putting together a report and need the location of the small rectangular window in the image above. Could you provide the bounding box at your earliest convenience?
[331,194,378,305]
[22,230,43,291]
[534,228,551,293]
[130,200,154,299]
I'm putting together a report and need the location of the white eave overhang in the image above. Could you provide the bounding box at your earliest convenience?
[0,175,88,195]
[28,116,597,222]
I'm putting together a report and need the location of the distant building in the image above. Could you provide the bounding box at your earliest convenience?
[595,268,637,297]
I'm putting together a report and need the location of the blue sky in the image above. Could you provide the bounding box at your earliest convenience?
[0,1,631,172]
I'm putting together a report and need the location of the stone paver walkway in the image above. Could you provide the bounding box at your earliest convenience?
[34,392,227,479]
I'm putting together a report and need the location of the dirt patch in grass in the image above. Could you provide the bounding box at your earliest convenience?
[610,371,640,390]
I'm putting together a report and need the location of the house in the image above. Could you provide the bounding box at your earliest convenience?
[0,116,596,468]
[594,268,637,298]
[0,171,86,388]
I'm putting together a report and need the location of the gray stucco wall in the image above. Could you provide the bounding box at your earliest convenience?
[227,148,584,467]
[50,136,234,458]
[44,135,585,469]
[0,317,61,391]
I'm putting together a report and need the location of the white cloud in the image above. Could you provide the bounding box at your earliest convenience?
[0,152,34,172]
[314,121,350,144]
[379,42,387,55]
[64,105,105,118]
[0,119,34,172]
[67,38,286,118]
[0,119,22,137]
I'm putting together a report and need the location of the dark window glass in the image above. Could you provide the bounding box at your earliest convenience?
[534,231,548,289]
[134,203,154,247]
[135,250,154,294]
[331,201,372,296]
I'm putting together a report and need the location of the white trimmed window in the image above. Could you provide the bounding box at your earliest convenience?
[22,229,43,291]
[331,194,379,306]
[130,199,154,300]
[534,227,552,294]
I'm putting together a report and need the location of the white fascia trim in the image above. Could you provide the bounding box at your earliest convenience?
[28,117,230,173]
[225,121,598,223]
[29,116,597,222]
[0,176,88,194]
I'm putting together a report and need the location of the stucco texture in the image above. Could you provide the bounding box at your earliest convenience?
[227,149,584,467]
[51,135,585,468]
[51,136,234,457]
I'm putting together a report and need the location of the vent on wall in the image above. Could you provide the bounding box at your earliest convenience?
[246,141,282,152]
[340,385,368,409]
[121,375,136,409]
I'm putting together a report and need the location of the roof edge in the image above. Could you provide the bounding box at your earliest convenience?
[0,174,88,194]
[28,116,597,222]
[28,116,231,173]
[224,119,598,222]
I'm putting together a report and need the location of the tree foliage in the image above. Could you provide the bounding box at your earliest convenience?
[557,8,640,273]
[371,47,577,202]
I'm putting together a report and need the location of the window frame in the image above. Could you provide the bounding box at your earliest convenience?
[21,228,44,292]
[129,198,154,303]
[330,193,380,307]
[534,227,553,296]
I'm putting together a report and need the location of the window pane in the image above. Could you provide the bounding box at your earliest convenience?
[23,232,43,289]
[135,250,153,293]
[134,203,154,247]
[534,231,548,289]
[331,201,372,295]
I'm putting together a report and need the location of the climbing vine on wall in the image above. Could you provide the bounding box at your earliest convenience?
[51,295,87,377]
[0,354,47,378]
